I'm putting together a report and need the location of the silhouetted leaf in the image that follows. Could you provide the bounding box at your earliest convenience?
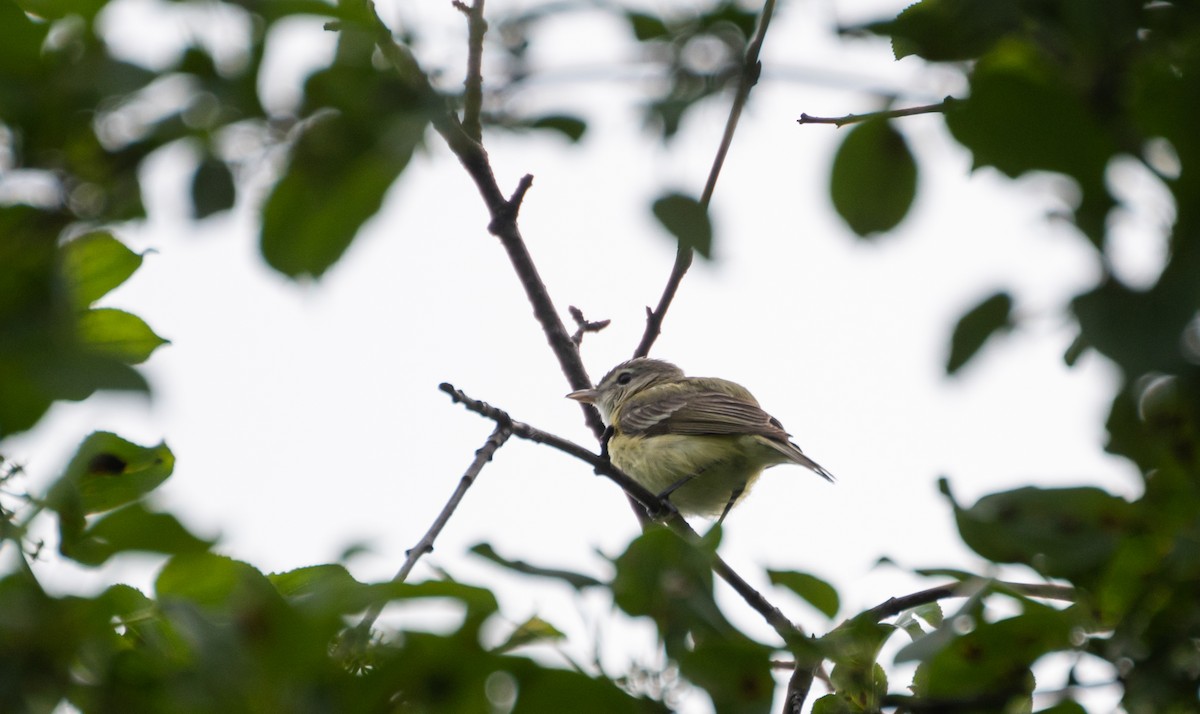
[946,291,1013,374]
[652,192,712,258]
[529,114,587,142]
[830,119,917,237]
[626,11,669,41]
[191,157,236,219]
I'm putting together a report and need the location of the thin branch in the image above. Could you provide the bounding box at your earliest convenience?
[364,2,604,438]
[355,424,512,634]
[453,0,487,142]
[864,580,1076,623]
[439,383,814,649]
[782,665,815,714]
[569,305,611,347]
[797,97,957,128]
[634,0,778,359]
[439,382,667,513]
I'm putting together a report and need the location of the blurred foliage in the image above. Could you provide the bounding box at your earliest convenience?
[1,0,1198,711]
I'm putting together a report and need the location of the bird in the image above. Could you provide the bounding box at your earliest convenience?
[567,357,833,520]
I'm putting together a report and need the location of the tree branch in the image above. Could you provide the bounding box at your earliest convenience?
[352,424,511,634]
[453,0,487,142]
[863,580,1076,623]
[797,97,957,128]
[569,305,611,347]
[439,383,815,650]
[634,0,778,358]
[364,1,605,438]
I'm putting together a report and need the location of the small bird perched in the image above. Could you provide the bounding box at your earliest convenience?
[568,358,833,520]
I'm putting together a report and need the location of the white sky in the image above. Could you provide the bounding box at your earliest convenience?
[4,0,1158,710]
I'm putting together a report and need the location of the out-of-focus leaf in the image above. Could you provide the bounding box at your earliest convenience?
[945,39,1115,242]
[260,111,425,279]
[946,291,1013,374]
[611,528,731,658]
[830,119,917,237]
[1073,278,1193,378]
[78,308,169,364]
[679,636,775,714]
[47,432,175,517]
[61,232,142,309]
[652,192,713,259]
[60,502,212,566]
[862,0,1022,61]
[821,614,893,710]
[528,114,587,142]
[191,157,237,219]
[910,604,1076,708]
[491,615,566,654]
[470,543,604,590]
[768,569,840,618]
[950,485,1133,584]
[626,11,669,41]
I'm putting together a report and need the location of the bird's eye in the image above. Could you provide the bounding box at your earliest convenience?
[616,372,633,385]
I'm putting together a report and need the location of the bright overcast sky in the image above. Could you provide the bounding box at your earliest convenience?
[6,0,1154,710]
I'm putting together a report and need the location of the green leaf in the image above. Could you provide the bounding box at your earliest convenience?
[945,39,1116,242]
[951,485,1133,584]
[626,11,669,41]
[529,114,587,142]
[911,604,1076,706]
[155,553,274,608]
[491,615,566,654]
[768,569,840,618]
[60,502,213,566]
[829,119,917,237]
[865,0,1022,61]
[679,636,775,714]
[48,431,175,516]
[261,110,425,279]
[470,542,604,590]
[946,291,1013,375]
[60,232,142,309]
[77,307,169,364]
[611,528,731,658]
[652,193,713,259]
[191,156,236,219]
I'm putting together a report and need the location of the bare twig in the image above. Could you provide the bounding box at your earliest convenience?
[355,424,512,634]
[864,580,1076,623]
[453,0,487,142]
[634,0,778,359]
[439,382,667,513]
[569,306,611,347]
[797,97,957,128]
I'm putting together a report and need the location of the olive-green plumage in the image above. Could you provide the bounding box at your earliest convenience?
[568,358,833,518]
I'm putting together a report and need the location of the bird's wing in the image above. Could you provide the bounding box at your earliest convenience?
[618,385,836,482]
[618,387,788,440]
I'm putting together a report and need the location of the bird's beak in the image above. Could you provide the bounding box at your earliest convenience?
[566,388,598,404]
